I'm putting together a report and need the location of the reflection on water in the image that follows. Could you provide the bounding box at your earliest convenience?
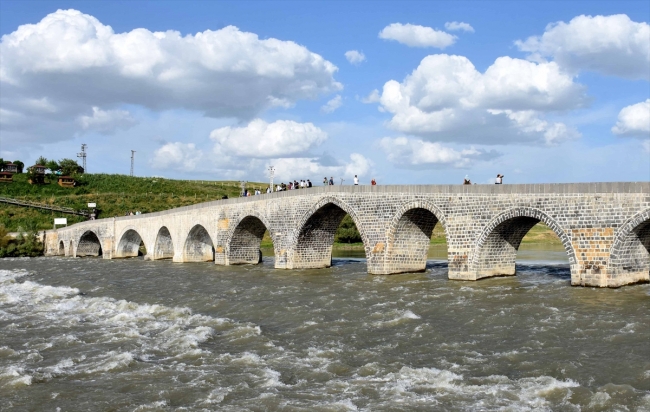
[0,247,648,411]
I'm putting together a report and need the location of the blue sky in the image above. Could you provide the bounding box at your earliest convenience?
[1,0,648,184]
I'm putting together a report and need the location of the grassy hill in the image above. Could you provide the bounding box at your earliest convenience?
[0,173,265,231]
[1,173,562,248]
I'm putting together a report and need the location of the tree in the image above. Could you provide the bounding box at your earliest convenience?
[46,160,60,175]
[58,158,83,176]
[13,160,24,173]
[334,214,362,243]
[35,156,48,166]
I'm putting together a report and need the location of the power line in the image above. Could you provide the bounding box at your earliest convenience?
[130,150,136,177]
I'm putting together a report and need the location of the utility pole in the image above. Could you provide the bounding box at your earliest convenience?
[77,144,87,172]
[130,150,136,177]
[268,165,275,191]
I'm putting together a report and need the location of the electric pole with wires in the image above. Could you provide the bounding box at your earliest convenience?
[77,144,87,173]
[130,150,136,177]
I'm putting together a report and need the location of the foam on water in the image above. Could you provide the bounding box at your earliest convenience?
[0,269,259,387]
[1,259,648,411]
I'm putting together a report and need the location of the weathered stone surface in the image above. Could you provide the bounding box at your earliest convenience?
[45,182,650,288]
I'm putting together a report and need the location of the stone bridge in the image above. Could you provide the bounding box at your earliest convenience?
[44,182,650,288]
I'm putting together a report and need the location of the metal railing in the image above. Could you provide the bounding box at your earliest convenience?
[0,196,89,216]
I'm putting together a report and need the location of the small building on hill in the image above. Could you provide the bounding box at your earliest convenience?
[57,176,76,188]
[4,163,18,174]
[28,164,46,184]
[0,172,13,183]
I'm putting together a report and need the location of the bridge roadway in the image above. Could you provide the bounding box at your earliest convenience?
[45,182,650,288]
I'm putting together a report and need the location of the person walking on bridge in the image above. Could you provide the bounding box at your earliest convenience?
[495,174,504,184]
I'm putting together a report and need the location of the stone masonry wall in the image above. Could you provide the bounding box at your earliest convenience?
[48,183,650,288]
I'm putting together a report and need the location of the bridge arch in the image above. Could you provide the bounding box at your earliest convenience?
[58,240,65,256]
[76,230,103,257]
[116,228,147,258]
[225,212,276,265]
[290,196,370,269]
[470,207,576,279]
[384,201,448,274]
[183,224,215,262]
[608,209,650,286]
[153,226,174,260]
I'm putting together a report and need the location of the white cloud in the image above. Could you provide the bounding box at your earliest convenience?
[321,95,343,113]
[345,50,366,65]
[378,54,584,145]
[0,9,341,143]
[379,137,499,168]
[612,99,650,137]
[516,14,650,79]
[269,153,371,181]
[444,22,474,33]
[150,142,205,172]
[210,119,327,158]
[378,23,456,48]
[361,89,380,104]
[77,106,136,134]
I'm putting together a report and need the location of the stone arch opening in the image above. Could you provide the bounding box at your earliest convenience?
[472,208,575,279]
[184,224,215,262]
[116,229,146,258]
[77,230,102,257]
[292,200,368,269]
[153,226,174,260]
[609,210,650,286]
[386,208,442,273]
[58,240,65,256]
[227,216,270,265]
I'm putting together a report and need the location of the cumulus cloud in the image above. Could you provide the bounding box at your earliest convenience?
[0,9,341,143]
[361,89,380,104]
[516,14,650,79]
[321,95,343,113]
[378,23,456,48]
[270,153,371,181]
[379,137,499,168]
[210,119,327,158]
[345,50,366,65]
[150,142,205,172]
[77,107,136,134]
[377,54,584,145]
[444,22,474,33]
[612,99,650,137]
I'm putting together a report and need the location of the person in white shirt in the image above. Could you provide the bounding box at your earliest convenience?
[495,174,503,184]
[353,175,359,185]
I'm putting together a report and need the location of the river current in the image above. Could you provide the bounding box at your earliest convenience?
[1,247,649,411]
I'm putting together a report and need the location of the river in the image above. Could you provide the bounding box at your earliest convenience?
[1,246,649,411]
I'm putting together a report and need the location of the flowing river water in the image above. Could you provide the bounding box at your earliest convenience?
[1,246,649,411]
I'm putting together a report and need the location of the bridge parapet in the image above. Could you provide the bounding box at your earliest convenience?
[47,182,650,287]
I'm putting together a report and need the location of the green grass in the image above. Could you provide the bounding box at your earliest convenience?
[0,173,266,231]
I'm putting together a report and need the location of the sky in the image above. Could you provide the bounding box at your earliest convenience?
[0,0,648,185]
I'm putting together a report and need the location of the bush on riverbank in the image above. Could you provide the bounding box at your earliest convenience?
[0,226,44,257]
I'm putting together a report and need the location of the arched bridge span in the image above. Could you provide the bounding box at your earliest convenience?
[47,182,650,288]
